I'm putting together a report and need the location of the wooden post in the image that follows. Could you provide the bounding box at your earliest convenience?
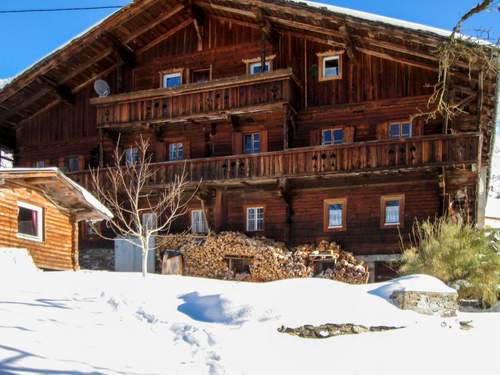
[260,32,267,72]
[214,189,226,232]
[98,128,104,167]
[71,220,80,271]
[278,179,292,244]
[304,39,308,108]
[283,104,289,150]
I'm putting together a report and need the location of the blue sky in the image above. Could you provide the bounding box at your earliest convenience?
[0,0,498,78]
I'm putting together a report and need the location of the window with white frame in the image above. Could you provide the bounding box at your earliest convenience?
[142,212,158,231]
[168,143,184,161]
[124,147,139,166]
[380,195,404,227]
[163,72,182,88]
[191,209,208,234]
[244,133,260,154]
[17,202,43,242]
[246,207,264,232]
[318,53,342,81]
[322,128,344,145]
[249,61,270,75]
[389,122,412,139]
[0,148,13,168]
[324,198,346,231]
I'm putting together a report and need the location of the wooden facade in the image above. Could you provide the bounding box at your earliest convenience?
[0,169,111,270]
[0,0,497,277]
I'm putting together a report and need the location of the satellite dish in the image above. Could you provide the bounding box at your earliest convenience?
[94,79,111,97]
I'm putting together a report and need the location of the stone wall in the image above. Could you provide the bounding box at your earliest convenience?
[79,248,114,271]
[391,290,458,317]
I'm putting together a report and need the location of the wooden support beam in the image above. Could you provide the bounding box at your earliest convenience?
[355,47,438,72]
[138,18,194,54]
[188,0,205,51]
[339,24,355,60]
[283,104,289,150]
[37,75,75,105]
[214,188,227,232]
[278,178,292,244]
[102,31,136,68]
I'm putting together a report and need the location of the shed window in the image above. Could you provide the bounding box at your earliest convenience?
[168,143,184,161]
[124,147,139,166]
[244,133,260,154]
[163,72,182,88]
[389,122,412,139]
[324,198,347,231]
[0,148,13,168]
[65,157,79,172]
[246,207,264,232]
[226,256,252,274]
[17,202,43,242]
[322,128,344,145]
[381,195,405,227]
[191,209,208,233]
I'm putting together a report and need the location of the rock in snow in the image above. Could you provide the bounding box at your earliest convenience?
[0,252,499,375]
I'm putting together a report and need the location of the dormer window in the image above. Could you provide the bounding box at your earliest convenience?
[249,61,270,75]
[243,55,275,75]
[317,51,343,81]
[162,71,182,88]
[389,122,412,139]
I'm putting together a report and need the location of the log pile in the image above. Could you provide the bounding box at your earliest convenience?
[294,240,369,284]
[159,232,368,283]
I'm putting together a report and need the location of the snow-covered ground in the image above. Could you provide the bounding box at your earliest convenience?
[0,259,499,375]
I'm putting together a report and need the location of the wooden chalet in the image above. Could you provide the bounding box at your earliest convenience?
[0,168,112,270]
[0,0,497,279]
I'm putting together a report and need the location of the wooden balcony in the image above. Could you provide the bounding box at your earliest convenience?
[69,133,480,190]
[91,68,300,128]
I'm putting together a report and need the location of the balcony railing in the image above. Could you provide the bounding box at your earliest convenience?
[68,133,480,190]
[90,68,300,128]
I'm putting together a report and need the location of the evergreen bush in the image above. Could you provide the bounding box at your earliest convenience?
[400,217,500,307]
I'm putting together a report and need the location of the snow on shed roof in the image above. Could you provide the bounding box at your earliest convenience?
[0,167,112,220]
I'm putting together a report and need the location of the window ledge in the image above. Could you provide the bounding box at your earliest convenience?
[17,232,43,243]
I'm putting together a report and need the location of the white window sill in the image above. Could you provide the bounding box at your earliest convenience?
[17,232,43,243]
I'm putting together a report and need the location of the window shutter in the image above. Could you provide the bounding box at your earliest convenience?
[309,129,320,146]
[344,126,355,143]
[260,130,268,152]
[376,122,388,140]
[232,132,243,154]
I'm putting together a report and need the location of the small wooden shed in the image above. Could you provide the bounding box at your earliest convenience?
[0,168,112,270]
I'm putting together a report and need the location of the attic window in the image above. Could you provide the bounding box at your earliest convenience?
[162,72,182,88]
[317,52,343,81]
[17,202,43,242]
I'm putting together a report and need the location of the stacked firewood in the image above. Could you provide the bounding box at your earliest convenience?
[294,240,369,284]
[158,232,368,284]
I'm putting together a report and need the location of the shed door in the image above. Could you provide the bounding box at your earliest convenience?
[114,237,155,272]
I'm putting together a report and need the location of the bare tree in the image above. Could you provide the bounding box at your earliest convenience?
[89,135,198,277]
[419,0,499,123]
